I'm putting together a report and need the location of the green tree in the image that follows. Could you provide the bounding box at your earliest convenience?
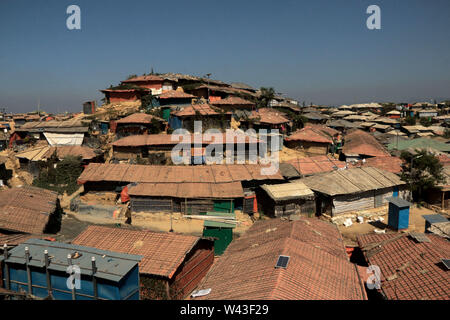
[419,117,432,127]
[400,150,445,202]
[257,87,275,108]
[33,155,84,195]
[141,94,155,110]
[403,115,416,126]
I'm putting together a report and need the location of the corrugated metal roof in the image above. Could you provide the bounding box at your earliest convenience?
[173,104,220,117]
[112,132,259,147]
[387,137,450,152]
[301,167,405,196]
[72,226,199,278]
[78,163,284,184]
[0,238,142,282]
[115,113,165,124]
[286,156,346,176]
[128,181,244,199]
[261,181,314,201]
[285,127,332,144]
[158,90,195,99]
[250,108,290,125]
[211,96,255,106]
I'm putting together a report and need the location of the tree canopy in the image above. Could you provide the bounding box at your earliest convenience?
[400,150,445,201]
[257,87,275,108]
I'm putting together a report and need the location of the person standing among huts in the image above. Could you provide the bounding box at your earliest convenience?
[125,202,132,224]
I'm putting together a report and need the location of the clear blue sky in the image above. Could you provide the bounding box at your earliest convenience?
[1,0,449,113]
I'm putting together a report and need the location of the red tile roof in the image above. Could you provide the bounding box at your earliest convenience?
[72,225,200,278]
[0,186,58,234]
[285,127,333,144]
[343,129,390,157]
[78,163,284,184]
[194,218,366,300]
[115,113,165,124]
[358,233,450,300]
[173,104,220,117]
[285,156,346,176]
[158,90,195,99]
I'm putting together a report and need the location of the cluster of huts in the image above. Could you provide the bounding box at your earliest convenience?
[0,72,449,301]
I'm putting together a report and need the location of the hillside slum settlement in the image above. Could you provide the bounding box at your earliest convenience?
[0,72,449,300]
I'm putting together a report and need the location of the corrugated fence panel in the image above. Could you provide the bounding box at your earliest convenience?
[332,191,374,215]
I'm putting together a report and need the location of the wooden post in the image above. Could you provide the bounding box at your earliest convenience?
[91,257,98,300]
[25,247,32,295]
[44,250,52,298]
[3,244,10,290]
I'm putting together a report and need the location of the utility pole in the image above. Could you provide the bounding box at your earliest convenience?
[205,73,211,103]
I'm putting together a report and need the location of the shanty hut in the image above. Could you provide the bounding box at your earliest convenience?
[72,226,214,300]
[171,103,230,131]
[342,129,391,160]
[157,90,195,121]
[244,108,290,132]
[211,96,255,112]
[114,113,166,138]
[128,181,242,214]
[0,186,62,235]
[15,145,100,177]
[258,181,315,217]
[285,127,333,155]
[0,238,142,300]
[111,131,261,164]
[77,163,284,215]
[301,167,409,216]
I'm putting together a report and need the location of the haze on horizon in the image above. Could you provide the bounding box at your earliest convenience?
[1,0,449,113]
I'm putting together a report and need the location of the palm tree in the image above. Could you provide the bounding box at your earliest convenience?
[258,87,275,108]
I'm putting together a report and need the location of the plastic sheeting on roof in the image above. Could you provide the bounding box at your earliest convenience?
[44,132,84,146]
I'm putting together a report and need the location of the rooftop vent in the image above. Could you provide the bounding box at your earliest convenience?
[275,255,290,269]
[409,232,431,243]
